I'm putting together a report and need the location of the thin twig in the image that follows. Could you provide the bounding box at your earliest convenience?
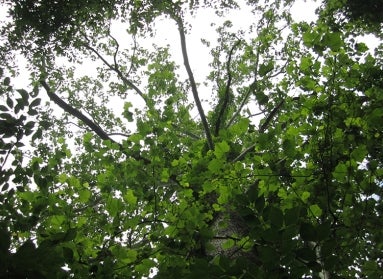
[127,35,138,77]
[0,143,15,171]
[81,33,148,104]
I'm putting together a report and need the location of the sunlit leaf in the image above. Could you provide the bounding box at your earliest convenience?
[124,189,137,205]
[79,189,91,202]
[214,141,230,159]
[309,204,322,218]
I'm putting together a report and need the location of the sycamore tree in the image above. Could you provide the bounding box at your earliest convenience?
[0,0,382,278]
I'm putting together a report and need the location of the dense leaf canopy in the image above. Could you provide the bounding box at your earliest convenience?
[0,0,382,278]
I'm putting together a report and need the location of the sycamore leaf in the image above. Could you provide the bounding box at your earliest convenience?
[107,197,120,217]
[160,168,170,182]
[124,189,137,205]
[222,239,235,250]
[79,189,91,202]
[269,206,284,229]
[309,204,322,218]
[214,141,230,159]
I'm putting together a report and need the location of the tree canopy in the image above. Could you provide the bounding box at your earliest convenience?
[0,0,382,278]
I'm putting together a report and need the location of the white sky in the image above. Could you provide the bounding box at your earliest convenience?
[0,0,319,89]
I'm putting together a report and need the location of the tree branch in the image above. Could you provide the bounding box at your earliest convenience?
[40,80,116,143]
[258,99,284,133]
[227,47,260,128]
[214,40,241,136]
[232,99,284,162]
[81,33,148,105]
[173,15,214,151]
[171,123,201,140]
[40,79,151,164]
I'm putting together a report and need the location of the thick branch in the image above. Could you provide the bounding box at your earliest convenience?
[40,79,151,164]
[258,99,284,133]
[40,80,116,142]
[173,16,214,150]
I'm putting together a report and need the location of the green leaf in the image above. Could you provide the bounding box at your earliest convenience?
[309,204,322,217]
[128,133,143,143]
[208,158,224,173]
[299,222,317,241]
[316,222,331,241]
[300,56,313,72]
[62,247,74,262]
[322,32,342,51]
[32,128,43,141]
[214,141,230,159]
[351,145,367,162]
[125,249,138,263]
[282,138,296,157]
[261,228,280,242]
[301,191,310,203]
[79,188,91,202]
[3,77,10,86]
[302,30,317,47]
[268,206,284,229]
[3,2,382,277]
[64,228,77,241]
[123,102,134,122]
[160,168,170,182]
[259,61,274,76]
[258,246,279,268]
[222,239,235,250]
[83,132,93,143]
[296,247,316,262]
[107,197,120,217]
[255,195,265,213]
[299,76,317,91]
[17,89,29,104]
[355,42,368,52]
[28,108,39,116]
[49,215,66,228]
[333,163,348,182]
[29,98,41,107]
[135,258,156,274]
[1,183,10,191]
[285,206,301,226]
[124,189,137,205]
[15,239,36,259]
[230,118,249,135]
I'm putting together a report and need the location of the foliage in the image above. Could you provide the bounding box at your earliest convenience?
[321,0,383,35]
[1,0,382,278]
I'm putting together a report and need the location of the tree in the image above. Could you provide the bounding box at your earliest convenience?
[1,0,382,278]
